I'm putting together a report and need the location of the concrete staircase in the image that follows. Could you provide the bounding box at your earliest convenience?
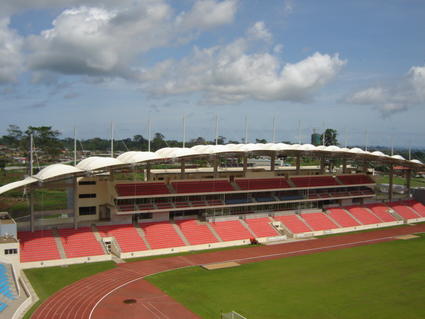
[91,225,108,254]
[171,223,190,246]
[205,222,223,242]
[134,223,152,249]
[239,219,257,237]
[51,228,67,259]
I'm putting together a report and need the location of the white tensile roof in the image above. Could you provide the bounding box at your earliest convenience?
[0,142,424,196]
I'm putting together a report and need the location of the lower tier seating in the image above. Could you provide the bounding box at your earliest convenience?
[245,218,279,237]
[327,208,361,227]
[140,222,186,249]
[210,220,252,241]
[274,215,311,234]
[345,206,382,225]
[300,212,339,231]
[176,220,218,245]
[364,203,397,222]
[387,202,420,219]
[403,200,425,217]
[98,224,147,252]
[58,227,104,258]
[19,230,61,262]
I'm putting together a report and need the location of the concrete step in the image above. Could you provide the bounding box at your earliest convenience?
[91,224,108,254]
[134,223,152,250]
[51,228,67,259]
[206,222,223,242]
[239,219,257,237]
[171,223,190,246]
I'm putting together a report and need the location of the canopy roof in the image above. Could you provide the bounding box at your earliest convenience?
[0,143,423,195]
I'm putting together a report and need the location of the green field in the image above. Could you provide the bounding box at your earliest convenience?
[148,234,425,319]
[23,261,116,319]
[375,175,425,187]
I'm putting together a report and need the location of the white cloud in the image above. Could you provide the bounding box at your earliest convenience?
[247,21,272,43]
[0,18,23,84]
[26,0,238,79]
[141,24,346,104]
[346,65,425,116]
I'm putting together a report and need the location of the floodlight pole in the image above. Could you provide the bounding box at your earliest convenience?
[182,114,186,148]
[365,129,368,152]
[73,126,77,166]
[110,121,114,158]
[272,115,276,143]
[30,134,33,176]
[244,115,248,144]
[322,122,326,146]
[148,118,151,152]
[297,120,301,144]
[215,114,219,145]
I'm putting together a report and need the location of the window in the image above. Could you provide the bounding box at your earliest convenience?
[4,249,17,255]
[79,193,96,199]
[139,213,152,219]
[79,206,97,216]
[79,181,96,185]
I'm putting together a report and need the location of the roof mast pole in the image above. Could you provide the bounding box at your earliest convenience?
[110,121,114,157]
[73,126,77,166]
[297,120,301,144]
[148,117,151,152]
[365,129,368,152]
[30,133,33,176]
[215,114,219,145]
[244,115,248,144]
[272,115,276,143]
[182,114,186,148]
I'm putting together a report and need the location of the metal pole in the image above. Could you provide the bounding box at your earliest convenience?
[272,115,276,143]
[110,121,114,157]
[182,114,186,148]
[297,120,301,144]
[30,134,33,176]
[148,118,151,152]
[365,129,368,152]
[244,115,248,144]
[215,114,219,145]
[73,126,77,166]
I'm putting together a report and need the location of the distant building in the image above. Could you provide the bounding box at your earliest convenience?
[311,129,321,146]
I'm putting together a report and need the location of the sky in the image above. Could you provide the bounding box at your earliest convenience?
[1,0,425,147]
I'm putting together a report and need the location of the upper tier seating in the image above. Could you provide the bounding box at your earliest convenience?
[291,175,339,188]
[327,208,360,227]
[387,202,420,220]
[116,182,169,196]
[300,212,339,231]
[172,180,234,194]
[175,220,218,245]
[236,178,290,190]
[224,197,252,205]
[364,203,397,222]
[274,215,311,234]
[19,230,61,262]
[346,206,382,225]
[245,218,279,237]
[58,227,104,258]
[117,204,138,212]
[210,220,252,241]
[338,174,374,185]
[98,224,147,252]
[402,200,425,217]
[207,199,224,206]
[140,222,186,249]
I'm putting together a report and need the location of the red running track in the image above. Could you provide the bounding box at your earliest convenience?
[31,224,425,319]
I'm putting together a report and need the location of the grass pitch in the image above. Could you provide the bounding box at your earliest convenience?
[148,234,425,319]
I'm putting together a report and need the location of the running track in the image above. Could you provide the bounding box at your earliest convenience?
[31,224,425,319]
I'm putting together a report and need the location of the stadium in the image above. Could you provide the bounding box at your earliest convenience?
[0,142,425,318]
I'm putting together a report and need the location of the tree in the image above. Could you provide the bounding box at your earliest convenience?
[256,138,267,144]
[24,126,63,160]
[3,124,23,148]
[320,129,338,146]
[151,132,167,151]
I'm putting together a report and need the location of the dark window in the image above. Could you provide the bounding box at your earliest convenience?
[79,193,97,199]
[4,249,17,255]
[79,206,97,216]
[139,213,152,219]
[79,181,96,185]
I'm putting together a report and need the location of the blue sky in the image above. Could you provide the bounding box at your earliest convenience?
[1,0,424,147]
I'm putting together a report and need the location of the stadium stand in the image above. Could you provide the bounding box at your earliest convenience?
[346,206,382,224]
[172,180,234,194]
[18,230,61,262]
[0,264,15,301]
[387,202,420,219]
[364,203,397,222]
[327,208,361,227]
[235,178,290,190]
[175,220,218,245]
[300,212,339,231]
[115,182,170,196]
[244,218,279,237]
[337,174,374,185]
[290,175,339,187]
[210,220,252,241]
[98,224,147,252]
[58,227,105,258]
[140,222,186,249]
[274,215,311,234]
[403,200,425,217]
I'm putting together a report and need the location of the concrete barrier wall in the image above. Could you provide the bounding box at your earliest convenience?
[12,277,32,319]
[20,254,112,269]
[257,235,287,243]
[121,239,250,260]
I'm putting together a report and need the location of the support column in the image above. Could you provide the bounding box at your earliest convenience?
[29,189,35,232]
[389,165,394,202]
[270,153,276,172]
[243,154,248,176]
[406,169,411,196]
[146,163,151,181]
[342,158,347,174]
[320,156,326,174]
[295,154,301,175]
[213,156,219,178]
[180,160,185,179]
[73,178,78,229]
[362,161,368,174]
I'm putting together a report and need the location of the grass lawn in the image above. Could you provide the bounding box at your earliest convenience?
[375,175,425,187]
[148,234,425,319]
[23,261,116,319]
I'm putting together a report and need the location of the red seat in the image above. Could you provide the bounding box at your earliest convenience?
[140,222,185,249]
[387,202,420,219]
[58,227,104,258]
[172,180,234,194]
[176,220,218,245]
[245,218,279,237]
[210,220,252,241]
[300,212,339,231]
[115,182,169,196]
[18,230,61,262]
[346,206,382,225]
[364,204,397,222]
[291,176,339,188]
[236,178,290,190]
[338,174,374,185]
[274,215,311,234]
[98,224,147,252]
[327,208,360,227]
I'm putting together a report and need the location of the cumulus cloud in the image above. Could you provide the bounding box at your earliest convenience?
[25,0,238,79]
[346,65,425,116]
[247,21,272,43]
[140,23,345,104]
[0,18,23,84]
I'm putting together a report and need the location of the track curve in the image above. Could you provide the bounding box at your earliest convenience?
[31,224,425,319]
